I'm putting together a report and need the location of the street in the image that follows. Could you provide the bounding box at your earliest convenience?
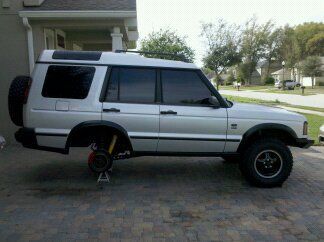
[220,90,324,108]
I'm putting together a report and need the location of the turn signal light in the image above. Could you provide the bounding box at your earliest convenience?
[303,121,308,135]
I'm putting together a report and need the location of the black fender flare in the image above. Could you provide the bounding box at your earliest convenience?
[65,120,132,151]
[238,123,298,151]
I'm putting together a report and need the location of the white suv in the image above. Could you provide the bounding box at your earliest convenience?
[9,50,313,187]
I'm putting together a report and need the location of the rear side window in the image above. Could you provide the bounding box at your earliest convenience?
[42,65,95,99]
[105,67,156,103]
[161,70,212,105]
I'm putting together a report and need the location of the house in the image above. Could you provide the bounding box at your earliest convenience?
[0,0,138,142]
[256,60,282,83]
[271,68,293,81]
[271,57,324,86]
[294,57,324,86]
[228,60,282,85]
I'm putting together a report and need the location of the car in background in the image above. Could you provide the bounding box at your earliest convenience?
[0,136,5,150]
[233,81,242,88]
[275,79,301,90]
[319,125,324,145]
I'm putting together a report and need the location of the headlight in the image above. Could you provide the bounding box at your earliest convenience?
[303,121,308,135]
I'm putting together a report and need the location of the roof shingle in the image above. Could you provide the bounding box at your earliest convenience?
[24,0,136,11]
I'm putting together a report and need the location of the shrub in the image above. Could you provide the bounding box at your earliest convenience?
[236,76,245,85]
[264,76,275,85]
[226,73,235,85]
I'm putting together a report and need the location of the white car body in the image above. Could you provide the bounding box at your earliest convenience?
[10,50,314,187]
[320,125,324,144]
[13,50,312,154]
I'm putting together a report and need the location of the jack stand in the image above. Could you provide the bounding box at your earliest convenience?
[97,171,110,183]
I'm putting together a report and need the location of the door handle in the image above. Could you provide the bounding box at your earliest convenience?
[160,110,177,115]
[103,108,120,113]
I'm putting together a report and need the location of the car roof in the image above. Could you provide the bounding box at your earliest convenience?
[38,50,198,69]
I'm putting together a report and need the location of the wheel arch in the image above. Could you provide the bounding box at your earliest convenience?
[65,120,133,152]
[238,123,298,153]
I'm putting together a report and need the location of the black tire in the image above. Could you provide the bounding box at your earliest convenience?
[8,76,31,126]
[239,138,293,188]
[222,155,240,163]
[88,150,113,173]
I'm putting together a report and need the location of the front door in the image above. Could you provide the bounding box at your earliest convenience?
[157,69,227,153]
[102,66,159,151]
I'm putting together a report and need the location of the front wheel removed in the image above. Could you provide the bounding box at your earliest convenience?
[239,138,293,188]
[88,150,113,173]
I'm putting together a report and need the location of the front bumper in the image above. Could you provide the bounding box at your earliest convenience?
[15,128,68,154]
[319,126,324,144]
[295,138,314,148]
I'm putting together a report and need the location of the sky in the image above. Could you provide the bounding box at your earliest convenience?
[136,0,324,66]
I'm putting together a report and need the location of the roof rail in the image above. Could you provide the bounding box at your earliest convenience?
[115,50,190,63]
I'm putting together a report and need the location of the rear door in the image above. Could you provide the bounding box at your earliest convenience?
[157,69,228,153]
[101,66,159,152]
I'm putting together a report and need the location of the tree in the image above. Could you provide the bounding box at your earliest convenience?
[279,25,300,68]
[139,29,195,62]
[226,72,236,85]
[237,62,253,83]
[240,17,273,84]
[306,32,324,56]
[294,22,324,59]
[263,28,285,79]
[300,56,323,89]
[201,19,241,89]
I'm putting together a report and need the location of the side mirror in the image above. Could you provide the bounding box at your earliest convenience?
[208,96,220,108]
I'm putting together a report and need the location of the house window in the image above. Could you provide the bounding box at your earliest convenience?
[44,29,55,49]
[2,0,10,8]
[57,34,65,49]
[55,29,66,50]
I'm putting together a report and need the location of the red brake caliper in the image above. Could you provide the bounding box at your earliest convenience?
[88,151,96,165]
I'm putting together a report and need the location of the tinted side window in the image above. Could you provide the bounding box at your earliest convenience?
[161,70,212,105]
[105,68,118,102]
[42,65,95,99]
[105,67,156,103]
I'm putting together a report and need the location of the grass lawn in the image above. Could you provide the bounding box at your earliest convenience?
[303,114,324,145]
[219,85,271,91]
[261,87,324,96]
[223,94,324,145]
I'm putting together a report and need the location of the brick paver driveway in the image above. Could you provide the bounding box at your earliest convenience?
[0,145,324,241]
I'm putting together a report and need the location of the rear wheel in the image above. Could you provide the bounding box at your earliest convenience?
[239,138,293,187]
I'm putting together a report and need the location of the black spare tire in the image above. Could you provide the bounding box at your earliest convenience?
[8,76,31,126]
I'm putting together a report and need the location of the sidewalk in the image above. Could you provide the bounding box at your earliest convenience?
[220,90,324,108]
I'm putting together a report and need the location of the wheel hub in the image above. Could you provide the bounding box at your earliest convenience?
[254,150,283,179]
